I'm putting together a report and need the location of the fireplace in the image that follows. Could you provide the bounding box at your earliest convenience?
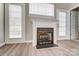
[36,28,57,49]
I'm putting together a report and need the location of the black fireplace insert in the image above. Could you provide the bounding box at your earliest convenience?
[36,28,57,49]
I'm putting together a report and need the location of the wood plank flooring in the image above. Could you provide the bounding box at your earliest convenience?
[0,40,79,56]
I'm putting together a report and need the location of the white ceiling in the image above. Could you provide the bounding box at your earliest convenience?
[55,3,79,10]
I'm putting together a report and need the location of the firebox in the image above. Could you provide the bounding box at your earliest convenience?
[36,28,57,49]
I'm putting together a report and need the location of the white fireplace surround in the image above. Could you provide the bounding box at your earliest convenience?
[32,16,58,47]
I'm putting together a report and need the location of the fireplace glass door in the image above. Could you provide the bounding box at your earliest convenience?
[38,32,53,45]
[37,28,54,48]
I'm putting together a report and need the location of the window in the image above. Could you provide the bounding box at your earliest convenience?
[59,12,66,36]
[9,5,22,38]
[29,3,54,16]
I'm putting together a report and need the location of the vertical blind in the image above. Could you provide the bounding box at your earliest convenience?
[29,3,54,16]
[59,12,66,36]
[9,5,22,38]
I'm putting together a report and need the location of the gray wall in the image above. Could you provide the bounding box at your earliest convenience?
[55,3,71,10]
[25,3,32,41]
[0,4,5,44]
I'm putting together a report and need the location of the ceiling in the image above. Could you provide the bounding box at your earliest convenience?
[72,7,79,11]
[55,3,79,10]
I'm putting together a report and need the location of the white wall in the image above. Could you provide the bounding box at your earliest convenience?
[0,4,5,45]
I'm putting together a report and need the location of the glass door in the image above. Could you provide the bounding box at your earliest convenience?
[5,4,25,43]
[56,9,67,40]
[70,10,79,40]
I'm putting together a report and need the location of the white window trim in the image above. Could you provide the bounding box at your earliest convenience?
[9,4,22,38]
[5,4,25,42]
[56,9,67,37]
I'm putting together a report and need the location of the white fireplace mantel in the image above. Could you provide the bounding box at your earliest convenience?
[32,18,58,47]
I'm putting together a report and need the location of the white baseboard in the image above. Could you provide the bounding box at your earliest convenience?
[0,42,5,47]
[5,41,25,44]
[5,40,32,44]
[25,40,32,43]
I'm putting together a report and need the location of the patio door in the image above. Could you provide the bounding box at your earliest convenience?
[5,4,25,43]
[56,9,67,40]
[70,11,78,40]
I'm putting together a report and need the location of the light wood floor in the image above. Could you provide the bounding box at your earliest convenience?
[0,40,79,56]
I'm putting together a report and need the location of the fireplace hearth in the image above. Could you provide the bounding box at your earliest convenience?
[36,28,57,49]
